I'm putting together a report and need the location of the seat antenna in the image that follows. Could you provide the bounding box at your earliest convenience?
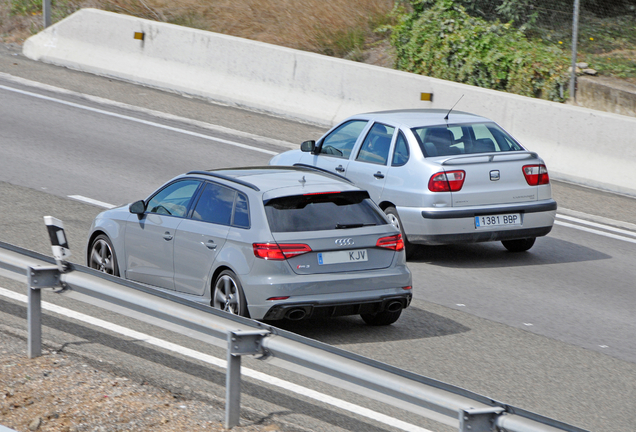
[444,94,464,121]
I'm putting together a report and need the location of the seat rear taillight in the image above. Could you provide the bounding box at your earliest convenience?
[522,164,550,186]
[428,170,466,192]
[253,243,312,260]
[376,234,404,251]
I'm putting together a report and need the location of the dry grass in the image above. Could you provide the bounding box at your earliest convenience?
[1,0,396,58]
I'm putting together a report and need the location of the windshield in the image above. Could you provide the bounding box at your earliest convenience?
[412,122,524,157]
[264,191,387,233]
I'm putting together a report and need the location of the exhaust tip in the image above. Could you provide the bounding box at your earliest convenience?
[285,308,307,321]
[386,301,403,313]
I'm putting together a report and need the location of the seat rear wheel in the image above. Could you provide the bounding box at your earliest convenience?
[502,237,536,252]
[89,234,119,276]
[384,206,416,259]
[213,270,249,317]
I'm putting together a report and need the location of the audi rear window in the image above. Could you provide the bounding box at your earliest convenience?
[264,191,387,232]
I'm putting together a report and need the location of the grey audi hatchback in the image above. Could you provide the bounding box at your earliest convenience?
[86,166,412,325]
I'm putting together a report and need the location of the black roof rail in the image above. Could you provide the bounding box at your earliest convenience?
[292,163,354,184]
[186,170,261,191]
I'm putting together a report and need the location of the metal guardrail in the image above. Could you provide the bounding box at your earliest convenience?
[0,240,589,432]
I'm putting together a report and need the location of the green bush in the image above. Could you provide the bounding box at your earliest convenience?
[10,0,42,16]
[390,0,570,101]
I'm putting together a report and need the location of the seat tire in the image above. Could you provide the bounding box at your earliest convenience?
[501,237,536,252]
[384,206,417,259]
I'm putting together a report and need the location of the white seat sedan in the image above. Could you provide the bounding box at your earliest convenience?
[269,109,557,258]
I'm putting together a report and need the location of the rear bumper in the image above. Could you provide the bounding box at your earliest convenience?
[262,293,412,321]
[242,263,412,320]
[399,199,557,245]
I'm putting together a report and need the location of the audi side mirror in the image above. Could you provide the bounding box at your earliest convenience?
[300,140,316,153]
[129,200,146,215]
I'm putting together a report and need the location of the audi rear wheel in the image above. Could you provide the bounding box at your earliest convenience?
[213,270,249,318]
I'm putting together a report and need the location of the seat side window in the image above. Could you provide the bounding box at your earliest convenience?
[192,183,236,226]
[319,120,368,159]
[356,123,395,165]
[147,180,201,217]
[391,131,409,166]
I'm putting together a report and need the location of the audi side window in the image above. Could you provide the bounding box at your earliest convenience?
[192,182,236,226]
[319,120,368,159]
[232,192,250,228]
[391,131,409,166]
[147,180,201,217]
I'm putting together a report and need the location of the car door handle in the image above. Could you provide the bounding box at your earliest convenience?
[205,240,217,250]
[374,171,385,179]
[335,165,345,173]
[163,232,173,241]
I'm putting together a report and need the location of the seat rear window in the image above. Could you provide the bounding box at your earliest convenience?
[412,122,524,157]
[264,191,387,233]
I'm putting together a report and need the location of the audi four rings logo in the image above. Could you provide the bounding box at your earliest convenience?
[335,238,354,246]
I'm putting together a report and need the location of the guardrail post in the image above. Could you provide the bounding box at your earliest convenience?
[225,330,269,429]
[459,407,504,432]
[27,265,61,358]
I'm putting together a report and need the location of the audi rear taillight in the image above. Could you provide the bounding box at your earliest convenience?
[253,243,312,260]
[428,170,466,192]
[376,234,404,251]
[522,164,550,186]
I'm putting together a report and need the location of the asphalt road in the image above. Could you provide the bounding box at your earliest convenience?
[1,43,636,432]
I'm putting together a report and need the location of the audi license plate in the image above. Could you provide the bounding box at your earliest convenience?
[318,249,368,265]
[475,213,521,228]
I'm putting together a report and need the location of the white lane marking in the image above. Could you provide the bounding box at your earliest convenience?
[68,195,117,209]
[556,214,636,238]
[554,221,636,245]
[0,287,434,432]
[0,84,278,156]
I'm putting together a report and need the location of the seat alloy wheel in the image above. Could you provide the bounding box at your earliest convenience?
[213,270,249,317]
[89,234,120,276]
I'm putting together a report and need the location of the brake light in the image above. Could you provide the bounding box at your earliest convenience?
[253,243,312,260]
[376,234,404,251]
[303,191,341,196]
[267,296,290,301]
[522,164,550,185]
[428,170,466,192]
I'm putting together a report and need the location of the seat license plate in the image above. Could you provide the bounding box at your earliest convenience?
[318,249,368,265]
[475,213,521,228]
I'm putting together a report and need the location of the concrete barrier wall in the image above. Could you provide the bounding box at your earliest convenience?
[23,9,636,196]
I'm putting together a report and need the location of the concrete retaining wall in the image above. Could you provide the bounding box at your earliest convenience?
[23,9,636,196]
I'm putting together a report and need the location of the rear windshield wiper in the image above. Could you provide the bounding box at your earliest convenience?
[335,223,376,229]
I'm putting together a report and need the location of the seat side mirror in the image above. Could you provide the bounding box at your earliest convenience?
[301,140,316,153]
[129,200,146,215]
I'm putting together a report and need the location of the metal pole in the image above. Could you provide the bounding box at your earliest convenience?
[569,0,581,102]
[225,334,242,429]
[27,268,42,358]
[43,0,52,28]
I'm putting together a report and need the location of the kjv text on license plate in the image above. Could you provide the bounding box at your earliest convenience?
[475,213,521,228]
[318,249,368,265]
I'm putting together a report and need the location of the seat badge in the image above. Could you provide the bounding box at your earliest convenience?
[490,170,500,181]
